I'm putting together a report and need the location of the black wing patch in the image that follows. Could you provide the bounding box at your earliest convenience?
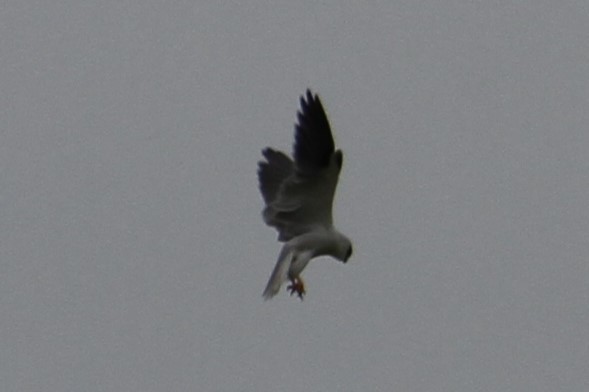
[293,90,335,170]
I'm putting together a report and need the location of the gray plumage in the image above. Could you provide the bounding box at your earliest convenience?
[258,90,352,299]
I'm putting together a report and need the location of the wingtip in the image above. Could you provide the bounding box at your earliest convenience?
[302,89,318,105]
[297,89,324,122]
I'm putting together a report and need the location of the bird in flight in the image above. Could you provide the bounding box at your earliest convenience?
[258,89,352,300]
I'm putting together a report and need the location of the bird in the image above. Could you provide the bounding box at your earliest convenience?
[258,89,352,300]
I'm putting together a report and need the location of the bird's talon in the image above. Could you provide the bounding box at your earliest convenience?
[287,279,305,300]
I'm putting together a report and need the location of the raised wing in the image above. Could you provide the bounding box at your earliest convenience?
[294,90,336,171]
[258,148,294,206]
[258,90,343,242]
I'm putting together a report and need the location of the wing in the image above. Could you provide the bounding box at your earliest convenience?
[258,148,294,205]
[258,90,343,242]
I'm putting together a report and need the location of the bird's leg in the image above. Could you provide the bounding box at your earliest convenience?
[287,276,306,300]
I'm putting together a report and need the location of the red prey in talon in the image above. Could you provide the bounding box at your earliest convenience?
[287,276,305,300]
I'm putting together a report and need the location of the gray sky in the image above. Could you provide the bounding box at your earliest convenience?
[1,1,588,391]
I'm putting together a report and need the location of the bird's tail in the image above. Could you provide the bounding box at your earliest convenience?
[262,245,292,300]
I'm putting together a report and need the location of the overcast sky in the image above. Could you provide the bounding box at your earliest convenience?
[1,1,588,391]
